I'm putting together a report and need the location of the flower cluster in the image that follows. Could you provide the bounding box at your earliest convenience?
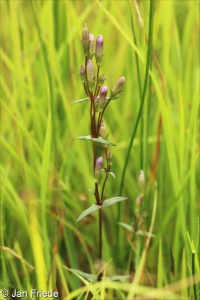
[79,23,125,204]
[80,23,125,112]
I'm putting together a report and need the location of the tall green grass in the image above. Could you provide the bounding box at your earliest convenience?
[0,0,199,299]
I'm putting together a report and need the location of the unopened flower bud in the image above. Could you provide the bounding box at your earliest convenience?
[99,86,108,107]
[79,65,86,83]
[134,195,143,221]
[81,23,89,56]
[95,156,103,181]
[99,120,107,139]
[95,35,104,66]
[89,33,94,58]
[138,170,145,191]
[106,148,112,166]
[111,76,125,98]
[98,74,106,86]
[136,195,143,205]
[86,59,95,86]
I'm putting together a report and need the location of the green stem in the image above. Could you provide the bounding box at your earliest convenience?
[92,99,96,137]
[192,251,197,300]
[116,0,155,262]
[95,181,100,204]
[130,13,143,169]
[100,148,110,202]
[100,173,107,203]
[98,208,103,281]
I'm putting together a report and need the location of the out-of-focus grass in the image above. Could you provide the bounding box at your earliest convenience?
[0,0,199,299]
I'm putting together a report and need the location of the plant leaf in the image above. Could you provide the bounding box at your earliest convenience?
[92,137,116,146]
[77,197,127,222]
[102,197,127,208]
[118,222,156,237]
[68,268,97,282]
[101,170,116,178]
[74,135,116,146]
[75,135,92,141]
[118,222,133,232]
[67,269,130,283]
[72,97,89,104]
[76,204,101,222]
[107,172,116,179]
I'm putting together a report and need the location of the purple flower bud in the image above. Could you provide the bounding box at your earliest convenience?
[86,59,95,85]
[99,86,108,105]
[99,120,107,139]
[96,156,103,167]
[95,35,104,66]
[81,23,89,56]
[95,156,103,181]
[111,76,125,98]
[89,33,94,58]
[79,65,86,82]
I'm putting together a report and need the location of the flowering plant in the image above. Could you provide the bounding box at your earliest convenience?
[74,24,127,275]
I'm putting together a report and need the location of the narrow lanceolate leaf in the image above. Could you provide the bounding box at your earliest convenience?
[68,269,96,282]
[92,137,116,146]
[76,204,101,222]
[77,197,127,222]
[118,222,133,232]
[101,170,116,179]
[118,222,156,237]
[75,135,116,146]
[67,268,129,283]
[72,97,89,104]
[102,197,127,208]
[107,172,116,179]
[75,135,92,141]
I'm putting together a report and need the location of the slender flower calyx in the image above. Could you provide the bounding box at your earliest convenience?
[79,65,86,83]
[81,23,89,56]
[95,35,104,66]
[106,148,112,165]
[111,76,125,98]
[89,33,94,58]
[99,120,107,139]
[98,74,106,86]
[86,59,95,86]
[99,85,108,107]
[95,156,103,181]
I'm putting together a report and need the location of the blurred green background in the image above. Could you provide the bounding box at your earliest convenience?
[0,0,199,299]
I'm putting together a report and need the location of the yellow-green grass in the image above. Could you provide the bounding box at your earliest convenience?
[0,0,199,299]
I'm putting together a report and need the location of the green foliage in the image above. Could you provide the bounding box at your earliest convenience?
[0,0,199,298]
[75,135,116,146]
[77,197,127,222]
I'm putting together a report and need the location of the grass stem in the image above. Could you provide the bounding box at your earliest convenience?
[117,0,155,262]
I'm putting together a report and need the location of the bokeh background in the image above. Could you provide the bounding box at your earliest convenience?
[1,0,199,299]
